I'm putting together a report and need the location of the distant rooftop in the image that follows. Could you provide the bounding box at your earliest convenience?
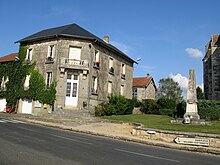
[0,53,18,63]
[133,76,156,89]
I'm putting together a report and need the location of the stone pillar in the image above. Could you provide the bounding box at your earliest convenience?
[184,69,200,122]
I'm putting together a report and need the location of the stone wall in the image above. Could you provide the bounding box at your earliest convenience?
[132,126,220,148]
[137,80,156,101]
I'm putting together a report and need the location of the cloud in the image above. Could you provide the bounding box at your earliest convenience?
[170,73,189,90]
[185,48,203,58]
[169,73,204,98]
[110,41,130,54]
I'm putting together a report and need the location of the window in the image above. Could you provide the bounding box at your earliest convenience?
[109,58,114,74]
[46,72,52,88]
[47,45,55,62]
[26,48,33,61]
[132,87,137,97]
[121,85,124,95]
[24,75,30,90]
[91,76,98,94]
[93,50,100,68]
[108,81,112,95]
[121,63,126,79]
[1,76,8,90]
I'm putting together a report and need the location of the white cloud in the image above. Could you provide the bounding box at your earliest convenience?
[110,41,130,54]
[185,48,203,58]
[170,73,188,89]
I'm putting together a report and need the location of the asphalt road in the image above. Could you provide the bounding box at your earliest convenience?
[0,118,220,165]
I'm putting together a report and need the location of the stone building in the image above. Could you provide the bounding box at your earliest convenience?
[132,76,156,100]
[203,34,220,100]
[15,24,135,113]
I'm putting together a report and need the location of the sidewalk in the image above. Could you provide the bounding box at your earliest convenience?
[1,112,220,155]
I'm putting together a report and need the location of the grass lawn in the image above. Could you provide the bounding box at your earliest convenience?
[101,114,220,135]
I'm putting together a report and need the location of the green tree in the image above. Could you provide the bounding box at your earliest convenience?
[157,78,183,103]
[196,86,204,99]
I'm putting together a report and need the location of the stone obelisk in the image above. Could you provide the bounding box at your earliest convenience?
[184,69,200,122]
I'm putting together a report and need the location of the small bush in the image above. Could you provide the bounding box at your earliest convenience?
[140,99,158,114]
[159,109,176,117]
[176,101,186,118]
[108,95,132,115]
[157,98,176,109]
[131,97,141,107]
[198,100,220,121]
[95,94,133,116]
[95,102,110,116]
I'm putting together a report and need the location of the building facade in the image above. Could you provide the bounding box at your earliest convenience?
[16,24,135,113]
[132,76,156,101]
[203,35,220,101]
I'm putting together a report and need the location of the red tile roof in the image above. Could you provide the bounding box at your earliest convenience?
[0,53,18,63]
[133,76,153,87]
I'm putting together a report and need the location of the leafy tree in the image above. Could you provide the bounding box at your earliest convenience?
[157,78,183,103]
[196,86,204,99]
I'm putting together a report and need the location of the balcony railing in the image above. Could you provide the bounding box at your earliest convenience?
[60,58,89,70]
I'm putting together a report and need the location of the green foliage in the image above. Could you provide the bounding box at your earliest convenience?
[157,98,176,109]
[157,78,183,103]
[95,102,110,116]
[0,45,57,112]
[131,97,141,107]
[176,100,186,118]
[198,100,220,121]
[159,109,176,117]
[196,86,205,100]
[94,94,133,116]
[140,99,158,114]
[108,95,132,115]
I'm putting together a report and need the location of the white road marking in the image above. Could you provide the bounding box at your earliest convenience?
[50,134,93,145]
[115,148,181,163]
[0,119,26,124]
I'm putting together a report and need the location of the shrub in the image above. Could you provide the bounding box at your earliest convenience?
[95,94,133,116]
[157,98,176,110]
[108,95,132,115]
[176,100,186,118]
[159,109,176,117]
[131,97,141,107]
[140,99,158,114]
[95,102,110,117]
[198,100,220,121]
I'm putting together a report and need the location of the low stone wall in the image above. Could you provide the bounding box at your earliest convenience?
[132,126,220,148]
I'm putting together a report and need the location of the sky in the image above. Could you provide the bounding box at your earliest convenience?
[1,0,220,96]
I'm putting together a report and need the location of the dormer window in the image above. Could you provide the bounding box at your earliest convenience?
[26,48,32,61]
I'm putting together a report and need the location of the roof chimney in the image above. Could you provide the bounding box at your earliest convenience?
[103,35,109,43]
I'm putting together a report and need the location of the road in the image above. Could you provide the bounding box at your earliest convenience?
[0,118,220,165]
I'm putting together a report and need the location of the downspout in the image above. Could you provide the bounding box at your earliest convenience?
[87,39,98,113]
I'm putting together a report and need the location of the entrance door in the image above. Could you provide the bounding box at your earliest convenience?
[65,73,79,107]
[22,99,32,114]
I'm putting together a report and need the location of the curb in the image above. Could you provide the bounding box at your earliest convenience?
[9,117,220,155]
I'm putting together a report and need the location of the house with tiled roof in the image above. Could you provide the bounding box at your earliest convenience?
[0,53,18,63]
[13,23,135,114]
[132,76,157,101]
[0,53,18,112]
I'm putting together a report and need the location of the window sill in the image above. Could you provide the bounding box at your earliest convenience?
[93,65,100,69]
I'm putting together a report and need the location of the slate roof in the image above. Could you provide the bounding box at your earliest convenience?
[133,76,156,89]
[16,23,136,63]
[0,53,18,63]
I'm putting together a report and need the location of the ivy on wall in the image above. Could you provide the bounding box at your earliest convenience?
[0,46,56,112]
